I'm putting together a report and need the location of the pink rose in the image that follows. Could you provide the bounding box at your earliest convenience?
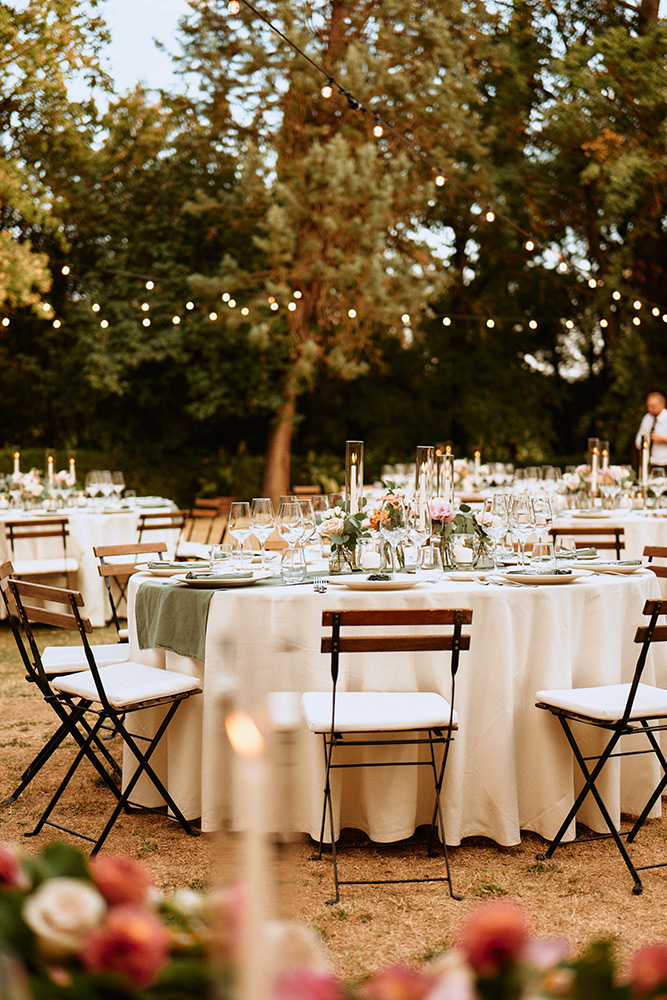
[80,905,171,988]
[457,900,529,976]
[271,968,346,1000]
[362,964,435,1000]
[0,845,29,890]
[90,854,153,907]
[629,943,667,995]
[429,499,455,524]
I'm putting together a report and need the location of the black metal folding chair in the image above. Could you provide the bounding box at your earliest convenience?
[535,598,667,894]
[1,564,123,806]
[301,607,472,904]
[93,541,168,640]
[6,516,79,585]
[7,577,202,853]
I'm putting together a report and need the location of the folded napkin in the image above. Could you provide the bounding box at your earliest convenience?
[135,579,212,661]
[509,567,572,576]
[146,560,183,570]
[575,548,598,559]
[185,570,254,580]
[617,559,642,566]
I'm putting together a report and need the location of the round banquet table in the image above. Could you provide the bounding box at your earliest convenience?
[125,566,667,848]
[553,508,667,565]
[0,502,178,626]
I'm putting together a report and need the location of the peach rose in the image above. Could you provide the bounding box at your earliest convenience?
[22,878,107,960]
[0,845,29,891]
[457,900,529,976]
[362,964,435,1000]
[80,905,171,987]
[629,943,667,995]
[90,853,153,907]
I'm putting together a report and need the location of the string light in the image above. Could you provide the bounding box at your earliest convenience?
[270,302,279,311]
[557,261,568,273]
[612,290,621,300]
[525,241,535,251]
[186,301,195,310]
[91,303,100,312]
[401,313,410,324]
[529,320,538,329]
[61,265,70,275]
[565,319,574,329]
[652,307,660,317]
[486,319,495,328]
[442,316,451,326]
[288,302,297,311]
[145,280,154,290]
[209,311,218,321]
[348,308,357,318]
[142,317,151,327]
[485,210,495,223]
[434,173,446,187]
[321,79,333,99]
[141,302,150,311]
[100,319,109,328]
[588,278,597,289]
[372,119,383,138]
[241,307,249,315]
[172,315,181,324]
[228,0,240,12]
[633,299,642,310]
[600,318,608,328]
[222,292,230,301]
[52,319,60,329]
[293,290,302,299]
[1,318,8,327]
[633,316,641,326]
[41,303,50,312]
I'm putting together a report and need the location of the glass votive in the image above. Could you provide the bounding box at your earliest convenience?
[554,536,577,559]
[210,543,234,572]
[415,544,442,583]
[531,541,555,567]
[357,536,386,572]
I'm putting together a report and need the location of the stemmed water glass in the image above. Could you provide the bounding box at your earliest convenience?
[509,495,536,567]
[111,471,125,501]
[407,493,432,564]
[531,496,553,547]
[228,501,252,569]
[379,496,408,574]
[250,497,276,570]
[297,499,317,553]
[482,494,510,568]
[650,467,667,510]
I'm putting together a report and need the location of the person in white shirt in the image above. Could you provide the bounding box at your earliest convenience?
[635,392,667,467]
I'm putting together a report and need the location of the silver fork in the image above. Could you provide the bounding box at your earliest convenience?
[313,577,328,593]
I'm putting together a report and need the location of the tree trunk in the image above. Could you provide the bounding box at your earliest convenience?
[261,388,297,505]
[638,0,659,31]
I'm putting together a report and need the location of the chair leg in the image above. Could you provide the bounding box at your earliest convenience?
[310,734,329,862]
[425,731,461,900]
[537,719,643,894]
[626,723,667,842]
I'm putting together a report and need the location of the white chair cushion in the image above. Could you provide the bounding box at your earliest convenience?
[42,644,130,675]
[52,661,201,710]
[12,558,79,575]
[536,682,667,722]
[300,691,457,733]
[117,627,129,642]
[176,541,211,560]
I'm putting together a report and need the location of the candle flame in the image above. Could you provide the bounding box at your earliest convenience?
[226,711,264,758]
[13,451,19,459]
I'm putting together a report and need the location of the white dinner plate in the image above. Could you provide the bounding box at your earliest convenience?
[173,571,273,588]
[499,568,591,585]
[442,570,491,581]
[571,510,612,519]
[583,562,646,575]
[327,576,422,591]
[136,561,209,577]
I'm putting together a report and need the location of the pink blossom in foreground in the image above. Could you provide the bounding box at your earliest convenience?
[90,853,153,907]
[362,963,436,1000]
[429,499,456,524]
[628,942,667,995]
[80,905,171,988]
[0,846,29,891]
[271,968,346,1000]
[457,899,529,977]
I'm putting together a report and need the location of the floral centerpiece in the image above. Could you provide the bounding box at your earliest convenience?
[6,469,46,506]
[429,499,492,570]
[3,842,667,1000]
[317,505,368,573]
[367,484,407,570]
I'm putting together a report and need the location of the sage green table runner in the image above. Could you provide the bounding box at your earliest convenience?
[135,580,214,662]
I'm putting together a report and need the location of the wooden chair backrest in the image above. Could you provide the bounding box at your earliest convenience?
[321,608,472,654]
[550,525,624,557]
[6,517,69,541]
[7,578,92,634]
[93,541,168,579]
[644,545,667,579]
[635,599,667,644]
[137,510,189,530]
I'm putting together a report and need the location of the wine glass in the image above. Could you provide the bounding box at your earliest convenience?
[378,496,408,574]
[531,496,553,547]
[85,470,101,498]
[298,498,317,552]
[98,470,114,500]
[509,495,536,567]
[650,467,667,509]
[228,501,252,569]
[250,497,276,570]
[111,471,125,501]
[482,494,510,568]
[407,493,432,565]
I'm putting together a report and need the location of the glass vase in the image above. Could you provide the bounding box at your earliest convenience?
[472,535,495,570]
[329,545,359,574]
[432,534,456,571]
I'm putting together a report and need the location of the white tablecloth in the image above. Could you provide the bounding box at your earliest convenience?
[0,503,178,626]
[126,568,667,846]
[554,510,667,562]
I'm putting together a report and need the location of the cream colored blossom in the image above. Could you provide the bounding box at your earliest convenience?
[23,878,107,960]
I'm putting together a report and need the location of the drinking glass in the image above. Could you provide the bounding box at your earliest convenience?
[509,495,536,567]
[210,543,234,573]
[228,501,252,569]
[554,535,577,560]
[415,544,442,583]
[379,496,408,574]
[250,497,276,570]
[111,471,125,501]
[98,470,114,499]
[531,541,555,567]
[85,470,101,498]
[482,494,510,568]
[298,498,317,555]
[278,500,306,582]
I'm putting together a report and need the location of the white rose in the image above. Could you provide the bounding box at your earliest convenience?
[23,877,107,960]
[322,516,345,535]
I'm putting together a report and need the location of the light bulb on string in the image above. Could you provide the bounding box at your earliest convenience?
[525,240,535,251]
[52,319,61,329]
[662,315,667,323]
[372,119,383,138]
[141,302,150,312]
[442,316,451,326]
[145,280,154,291]
[633,300,642,310]
[321,79,333,99]
[652,307,660,317]
[172,316,181,325]
[485,210,495,223]
[633,316,641,326]
[186,301,195,310]
[558,261,568,273]
[565,319,574,329]
[100,319,109,329]
[241,307,249,315]
[588,278,597,289]
[486,319,495,329]
[293,290,302,299]
[41,302,50,312]
[142,318,151,327]
[222,292,230,301]
[529,320,538,330]
[92,303,100,312]
[209,312,218,321]
[61,265,70,275]
[348,308,357,318]
[612,291,621,301]
[228,0,240,12]
[401,313,410,324]
[288,302,297,311]
[600,318,609,328]
[270,302,279,311]
[434,173,446,187]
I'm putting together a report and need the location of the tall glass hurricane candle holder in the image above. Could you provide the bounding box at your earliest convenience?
[641,434,651,494]
[588,438,600,498]
[345,440,364,514]
[415,445,434,515]
[600,440,609,470]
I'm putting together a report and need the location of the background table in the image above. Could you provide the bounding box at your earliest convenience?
[554,509,667,561]
[0,501,177,626]
[126,568,666,847]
